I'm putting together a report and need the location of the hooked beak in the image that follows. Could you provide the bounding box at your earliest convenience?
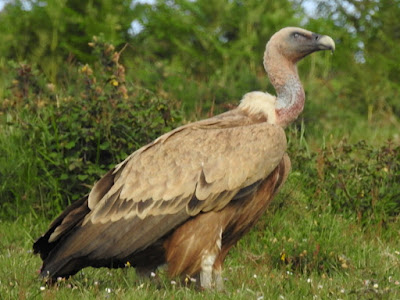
[314,34,335,53]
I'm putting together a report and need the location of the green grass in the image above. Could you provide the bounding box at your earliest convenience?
[2,181,400,299]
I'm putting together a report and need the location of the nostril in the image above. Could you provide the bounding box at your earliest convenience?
[311,33,320,41]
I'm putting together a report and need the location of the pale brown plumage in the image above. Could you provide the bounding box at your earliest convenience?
[33,27,335,289]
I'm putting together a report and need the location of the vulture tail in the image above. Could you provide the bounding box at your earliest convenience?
[33,195,90,279]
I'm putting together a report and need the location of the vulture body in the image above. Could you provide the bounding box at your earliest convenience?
[34,27,335,289]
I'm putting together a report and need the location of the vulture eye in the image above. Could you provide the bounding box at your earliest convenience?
[292,32,305,40]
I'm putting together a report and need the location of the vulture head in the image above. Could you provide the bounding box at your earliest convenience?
[265,27,335,65]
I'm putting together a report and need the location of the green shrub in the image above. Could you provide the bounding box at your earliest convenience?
[0,36,182,218]
[316,140,400,225]
[287,127,400,227]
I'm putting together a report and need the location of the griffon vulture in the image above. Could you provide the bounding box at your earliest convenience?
[33,27,335,290]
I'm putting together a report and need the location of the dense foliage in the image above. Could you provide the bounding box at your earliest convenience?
[287,132,400,226]
[0,35,182,217]
[0,0,135,80]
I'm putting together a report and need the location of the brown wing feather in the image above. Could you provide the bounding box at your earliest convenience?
[33,195,89,260]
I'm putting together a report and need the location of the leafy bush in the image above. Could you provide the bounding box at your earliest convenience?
[316,140,400,225]
[287,128,400,227]
[0,36,182,218]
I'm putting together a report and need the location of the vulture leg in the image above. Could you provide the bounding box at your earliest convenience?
[212,260,224,291]
[200,252,217,289]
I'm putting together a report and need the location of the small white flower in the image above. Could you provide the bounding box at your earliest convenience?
[150,272,156,277]
[279,295,285,300]
[373,283,379,289]
[340,288,345,293]
[40,286,45,291]
[171,280,176,285]
[394,251,400,255]
[190,277,197,283]
[253,274,258,278]
[307,278,312,283]
[94,281,99,286]
[317,284,323,289]
[257,296,264,300]
[105,288,111,293]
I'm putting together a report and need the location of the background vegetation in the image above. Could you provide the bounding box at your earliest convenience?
[0,0,399,299]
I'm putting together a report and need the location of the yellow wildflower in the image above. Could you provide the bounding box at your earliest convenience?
[80,64,93,75]
[281,253,286,261]
[110,79,119,86]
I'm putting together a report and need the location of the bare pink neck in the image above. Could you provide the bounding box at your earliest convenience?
[274,73,305,127]
[264,49,305,128]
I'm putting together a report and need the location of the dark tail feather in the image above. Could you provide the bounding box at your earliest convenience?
[33,195,90,276]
